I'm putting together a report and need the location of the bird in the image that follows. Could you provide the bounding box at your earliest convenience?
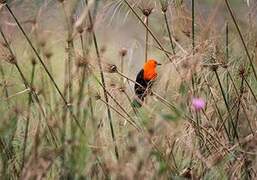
[133,59,161,107]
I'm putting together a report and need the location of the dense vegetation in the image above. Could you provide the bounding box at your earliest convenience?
[0,0,257,179]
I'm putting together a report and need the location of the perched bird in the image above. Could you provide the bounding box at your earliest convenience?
[133,59,161,107]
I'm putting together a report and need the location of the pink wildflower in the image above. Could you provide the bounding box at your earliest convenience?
[192,97,205,111]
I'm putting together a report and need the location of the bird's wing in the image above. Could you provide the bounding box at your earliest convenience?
[134,69,149,100]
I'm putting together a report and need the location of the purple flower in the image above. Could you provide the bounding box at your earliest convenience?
[191,97,205,111]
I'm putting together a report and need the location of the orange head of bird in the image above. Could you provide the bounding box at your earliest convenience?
[143,59,161,80]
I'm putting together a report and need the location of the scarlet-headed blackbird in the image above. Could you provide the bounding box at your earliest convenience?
[133,59,161,107]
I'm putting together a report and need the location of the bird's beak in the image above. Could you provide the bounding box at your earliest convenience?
[157,63,162,66]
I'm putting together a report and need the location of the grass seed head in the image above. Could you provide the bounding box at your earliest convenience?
[148,127,154,135]
[160,0,168,12]
[30,56,37,65]
[44,50,53,59]
[6,54,16,64]
[221,63,228,69]
[38,36,47,48]
[57,0,64,3]
[76,25,84,34]
[86,25,93,33]
[109,83,116,88]
[142,7,153,17]
[105,63,118,73]
[209,58,219,71]
[127,145,137,154]
[0,45,16,64]
[119,48,128,57]
[94,94,101,101]
[238,65,246,77]
[0,41,7,47]
[210,64,219,71]
[76,54,88,67]
[119,87,125,92]
[162,6,167,13]
[100,46,107,54]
